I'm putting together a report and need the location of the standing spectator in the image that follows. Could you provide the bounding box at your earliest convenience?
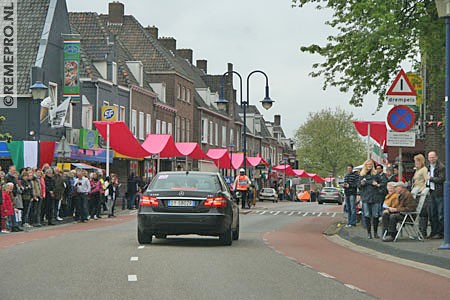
[393,165,406,183]
[343,164,359,227]
[359,159,382,239]
[38,169,46,224]
[375,164,388,216]
[1,183,17,232]
[20,170,34,228]
[13,171,24,227]
[89,172,102,220]
[44,168,56,225]
[382,182,417,242]
[30,169,42,227]
[53,167,65,221]
[426,151,445,239]
[5,165,18,196]
[385,166,396,183]
[127,173,138,210]
[107,174,120,218]
[73,168,91,223]
[411,154,428,197]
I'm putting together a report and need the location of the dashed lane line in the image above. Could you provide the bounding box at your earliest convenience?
[128,275,138,282]
[130,257,139,261]
[274,211,281,216]
[138,245,145,249]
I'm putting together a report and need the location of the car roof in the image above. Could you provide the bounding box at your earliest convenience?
[156,171,220,176]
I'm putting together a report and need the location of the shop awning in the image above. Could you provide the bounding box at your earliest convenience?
[71,162,103,171]
[94,121,150,158]
[272,164,297,176]
[247,155,269,167]
[293,169,309,178]
[175,142,207,160]
[206,148,231,169]
[142,134,182,158]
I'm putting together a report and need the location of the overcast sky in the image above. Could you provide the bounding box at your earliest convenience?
[67,0,392,138]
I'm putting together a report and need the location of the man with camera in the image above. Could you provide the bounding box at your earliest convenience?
[73,168,91,223]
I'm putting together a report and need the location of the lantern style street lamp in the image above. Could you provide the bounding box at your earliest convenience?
[30,81,48,169]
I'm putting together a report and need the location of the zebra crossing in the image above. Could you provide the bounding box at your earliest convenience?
[246,210,343,217]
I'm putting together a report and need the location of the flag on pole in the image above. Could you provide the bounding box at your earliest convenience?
[6,141,38,169]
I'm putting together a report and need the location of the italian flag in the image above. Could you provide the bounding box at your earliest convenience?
[6,141,38,170]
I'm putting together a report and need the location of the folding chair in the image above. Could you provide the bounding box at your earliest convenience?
[394,187,429,242]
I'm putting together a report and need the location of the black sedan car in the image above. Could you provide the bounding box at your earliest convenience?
[137,171,239,245]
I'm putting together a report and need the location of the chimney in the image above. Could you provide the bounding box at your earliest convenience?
[108,1,124,24]
[196,59,207,73]
[158,37,176,53]
[145,26,158,39]
[274,115,281,126]
[176,49,193,64]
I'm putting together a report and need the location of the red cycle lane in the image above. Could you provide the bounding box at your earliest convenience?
[0,215,135,249]
[264,216,450,300]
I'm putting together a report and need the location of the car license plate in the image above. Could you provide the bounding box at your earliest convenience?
[168,200,195,207]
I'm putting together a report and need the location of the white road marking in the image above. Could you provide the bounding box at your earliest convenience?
[301,263,313,269]
[130,257,139,261]
[128,275,138,282]
[311,212,316,216]
[326,212,330,216]
[297,211,302,215]
[332,212,337,217]
[138,245,145,249]
[289,211,294,216]
[284,211,289,214]
[344,284,366,293]
[318,212,323,217]
[303,212,309,216]
[260,211,267,215]
[269,211,275,214]
[318,272,335,279]
[274,211,280,216]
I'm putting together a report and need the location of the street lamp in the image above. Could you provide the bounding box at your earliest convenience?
[30,81,48,169]
[228,143,235,177]
[436,0,450,249]
[215,70,274,175]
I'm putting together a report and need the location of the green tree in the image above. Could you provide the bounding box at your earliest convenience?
[293,0,443,110]
[294,108,366,177]
[0,115,12,141]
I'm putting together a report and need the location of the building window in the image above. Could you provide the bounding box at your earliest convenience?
[161,121,167,134]
[201,118,208,144]
[186,119,190,141]
[112,62,118,85]
[156,119,161,134]
[168,122,173,135]
[230,129,234,149]
[221,126,227,147]
[214,123,218,146]
[82,104,93,130]
[119,106,126,121]
[176,116,181,142]
[181,118,186,142]
[209,121,213,145]
[146,114,151,135]
[186,88,191,103]
[131,109,137,136]
[139,112,144,140]
[177,84,181,99]
[182,86,186,101]
[236,128,240,150]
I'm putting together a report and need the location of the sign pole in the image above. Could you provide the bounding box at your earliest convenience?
[367,123,371,160]
[106,123,110,177]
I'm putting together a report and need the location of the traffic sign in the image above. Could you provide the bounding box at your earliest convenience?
[406,72,423,105]
[387,105,416,132]
[386,130,415,147]
[386,69,417,105]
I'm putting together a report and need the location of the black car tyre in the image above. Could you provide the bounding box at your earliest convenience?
[318,200,323,205]
[219,225,233,246]
[232,219,240,241]
[138,229,153,244]
[155,234,167,239]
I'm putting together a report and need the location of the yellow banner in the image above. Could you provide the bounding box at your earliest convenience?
[57,163,72,171]
[101,106,118,121]
[406,72,423,105]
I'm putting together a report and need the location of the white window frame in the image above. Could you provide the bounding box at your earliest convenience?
[156,119,161,134]
[119,106,126,121]
[168,122,173,135]
[201,118,208,144]
[186,88,191,103]
[131,109,137,136]
[181,118,186,142]
[209,121,213,145]
[161,121,167,134]
[186,119,190,141]
[138,112,144,140]
[182,86,186,101]
[214,123,218,146]
[230,129,234,149]
[82,104,93,130]
[146,113,151,135]
[176,116,181,142]
[177,84,181,99]
[221,126,227,148]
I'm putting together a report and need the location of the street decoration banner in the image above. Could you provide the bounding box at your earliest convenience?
[63,36,81,102]
[50,97,71,128]
[79,128,99,150]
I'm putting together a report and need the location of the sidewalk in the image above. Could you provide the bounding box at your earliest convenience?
[337,220,450,270]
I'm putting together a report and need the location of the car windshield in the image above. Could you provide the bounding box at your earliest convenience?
[148,173,222,192]
[323,188,338,192]
[262,188,274,193]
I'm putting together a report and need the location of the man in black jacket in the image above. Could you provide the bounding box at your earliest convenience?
[426,151,445,239]
[343,164,359,227]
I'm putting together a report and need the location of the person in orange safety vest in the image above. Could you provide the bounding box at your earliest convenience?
[233,168,251,209]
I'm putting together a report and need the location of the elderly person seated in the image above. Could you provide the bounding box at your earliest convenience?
[381,181,399,236]
[382,181,417,242]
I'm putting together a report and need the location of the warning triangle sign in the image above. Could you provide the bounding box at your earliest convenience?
[386,69,417,96]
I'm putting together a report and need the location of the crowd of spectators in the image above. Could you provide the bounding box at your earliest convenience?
[1,164,121,233]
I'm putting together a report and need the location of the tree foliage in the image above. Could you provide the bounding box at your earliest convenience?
[292,0,444,109]
[294,108,366,177]
[0,115,12,141]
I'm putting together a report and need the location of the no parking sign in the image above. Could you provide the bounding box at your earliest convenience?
[387,105,415,132]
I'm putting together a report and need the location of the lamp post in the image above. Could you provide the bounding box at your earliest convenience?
[436,0,450,249]
[228,143,235,177]
[216,70,274,176]
[30,81,48,169]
